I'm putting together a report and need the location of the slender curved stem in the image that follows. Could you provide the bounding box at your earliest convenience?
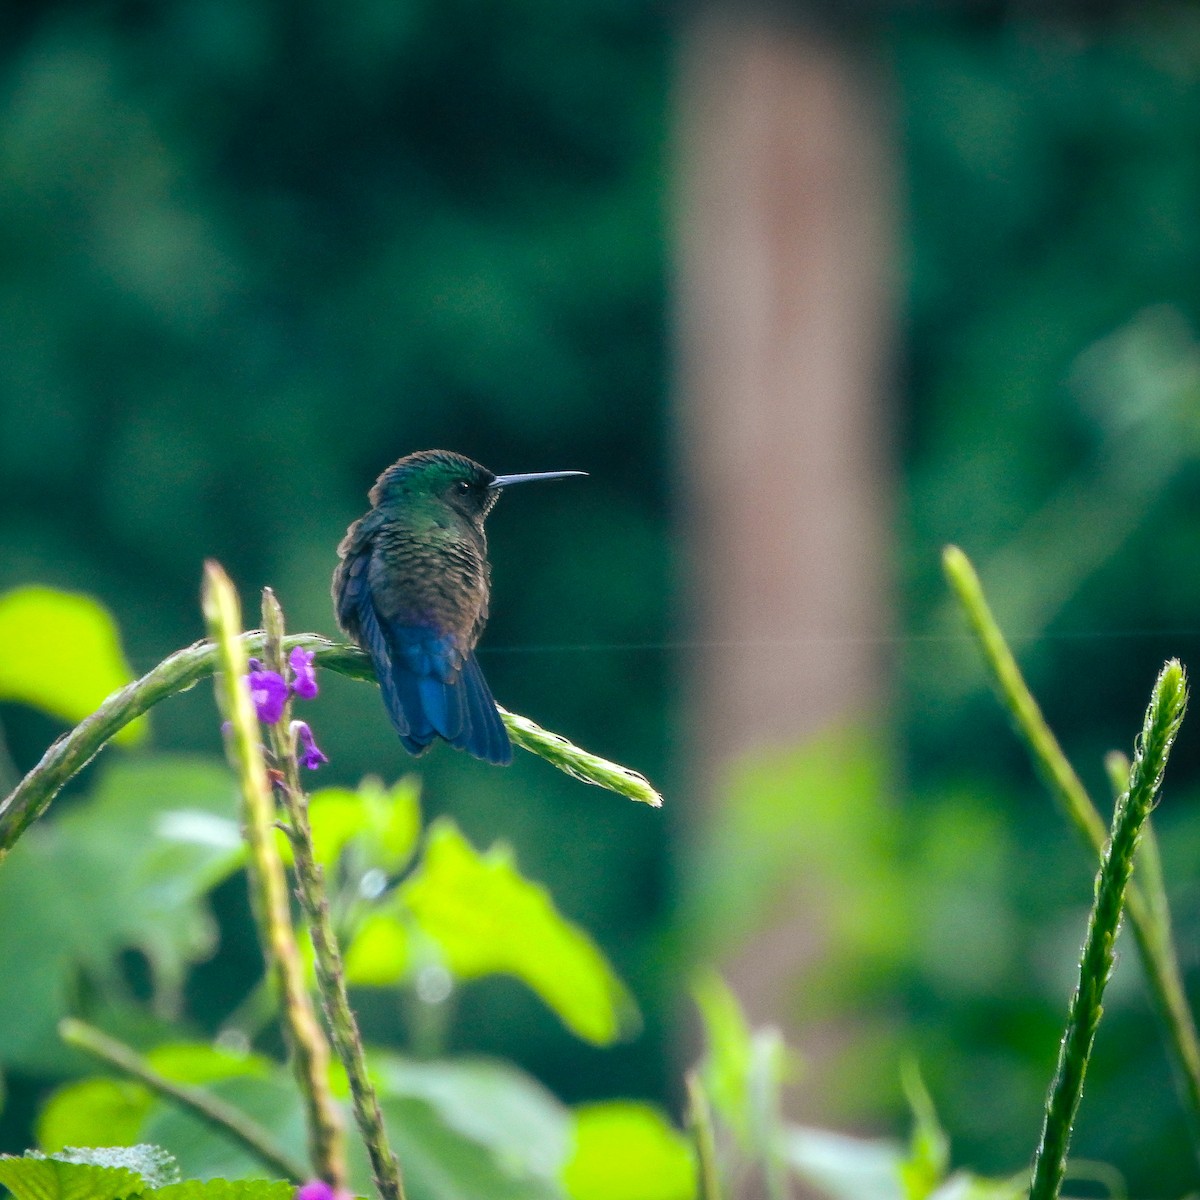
[59,1018,307,1184]
[0,634,660,860]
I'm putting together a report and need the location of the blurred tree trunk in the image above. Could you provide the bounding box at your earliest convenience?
[674,3,896,1116]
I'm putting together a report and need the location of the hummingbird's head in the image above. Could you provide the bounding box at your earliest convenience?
[371,450,585,527]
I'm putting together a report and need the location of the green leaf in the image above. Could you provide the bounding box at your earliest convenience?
[39,1047,269,1164]
[371,1055,573,1184]
[560,1103,695,1200]
[132,1051,564,1197]
[398,819,637,1045]
[0,1147,175,1200]
[379,1098,563,1200]
[0,587,147,746]
[37,1080,153,1155]
[0,1156,142,1200]
[782,1127,906,1200]
[139,1077,303,1185]
[54,1147,179,1189]
[343,911,410,986]
[145,1044,271,1088]
[308,777,421,876]
[0,756,243,1073]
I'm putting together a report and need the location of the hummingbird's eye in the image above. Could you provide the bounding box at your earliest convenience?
[454,480,472,495]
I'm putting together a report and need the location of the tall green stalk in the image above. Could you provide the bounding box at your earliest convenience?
[1029,660,1187,1199]
[202,563,347,1189]
[943,546,1200,1155]
[260,590,407,1200]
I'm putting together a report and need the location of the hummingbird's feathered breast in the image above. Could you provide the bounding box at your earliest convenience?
[366,519,491,652]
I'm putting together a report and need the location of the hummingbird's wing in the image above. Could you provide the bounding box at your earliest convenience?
[334,514,429,754]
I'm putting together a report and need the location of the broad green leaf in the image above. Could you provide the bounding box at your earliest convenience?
[782,1127,905,1200]
[560,1103,695,1200]
[398,820,637,1045]
[0,1154,144,1200]
[37,1080,152,1155]
[145,1044,271,1088]
[140,1076,305,1184]
[305,789,364,870]
[135,1054,563,1198]
[0,756,242,1072]
[54,1147,179,1189]
[344,912,410,986]
[309,777,420,876]
[0,586,146,746]
[379,1096,561,1200]
[372,1054,572,1184]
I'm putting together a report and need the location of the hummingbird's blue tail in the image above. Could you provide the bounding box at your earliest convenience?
[352,593,512,765]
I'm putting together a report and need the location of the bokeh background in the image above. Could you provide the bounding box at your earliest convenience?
[4,0,1200,1194]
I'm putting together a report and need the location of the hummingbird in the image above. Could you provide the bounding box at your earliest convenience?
[332,449,585,765]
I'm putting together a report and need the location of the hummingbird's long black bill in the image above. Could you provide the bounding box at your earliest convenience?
[489,470,587,489]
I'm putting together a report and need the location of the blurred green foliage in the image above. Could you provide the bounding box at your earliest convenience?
[6,1,1200,1197]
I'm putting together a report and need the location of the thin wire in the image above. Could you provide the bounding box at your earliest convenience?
[123,627,1200,673]
[479,628,1200,655]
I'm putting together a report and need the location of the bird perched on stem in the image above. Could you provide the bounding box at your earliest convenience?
[332,449,585,764]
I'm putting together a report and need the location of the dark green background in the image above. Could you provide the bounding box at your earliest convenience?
[3,1,1200,1194]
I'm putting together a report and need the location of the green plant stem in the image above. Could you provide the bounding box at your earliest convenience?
[943,546,1200,1157]
[498,707,661,806]
[942,546,1106,849]
[202,564,347,1190]
[261,591,407,1200]
[58,1018,306,1184]
[0,634,660,860]
[1029,659,1187,1200]
[685,1070,722,1200]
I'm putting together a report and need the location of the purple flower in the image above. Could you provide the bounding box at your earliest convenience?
[289,646,319,700]
[296,1183,349,1200]
[247,668,288,724]
[293,720,329,770]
